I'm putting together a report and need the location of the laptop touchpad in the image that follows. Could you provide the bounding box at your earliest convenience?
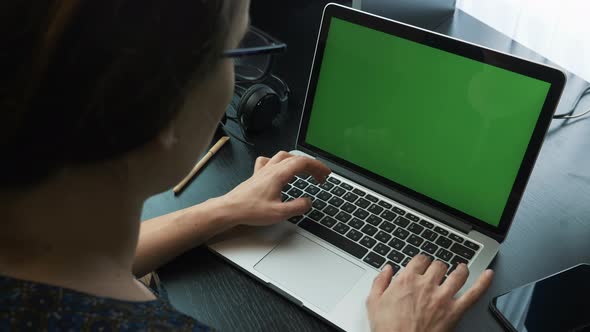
[254,233,365,313]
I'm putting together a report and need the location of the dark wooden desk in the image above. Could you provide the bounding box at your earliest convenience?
[141,3,590,331]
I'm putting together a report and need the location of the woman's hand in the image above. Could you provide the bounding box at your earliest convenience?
[367,255,494,332]
[221,151,331,227]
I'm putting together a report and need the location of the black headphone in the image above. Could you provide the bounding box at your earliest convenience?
[232,74,290,134]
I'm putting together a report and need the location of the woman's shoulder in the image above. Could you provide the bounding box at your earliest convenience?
[0,274,213,331]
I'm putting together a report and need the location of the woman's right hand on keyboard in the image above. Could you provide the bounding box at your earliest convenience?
[366,255,493,332]
[221,151,331,227]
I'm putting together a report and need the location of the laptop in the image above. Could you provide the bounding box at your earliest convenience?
[209,4,565,331]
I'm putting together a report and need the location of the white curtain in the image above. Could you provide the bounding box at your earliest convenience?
[457,0,590,82]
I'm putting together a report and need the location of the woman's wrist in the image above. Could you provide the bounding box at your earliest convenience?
[200,195,242,230]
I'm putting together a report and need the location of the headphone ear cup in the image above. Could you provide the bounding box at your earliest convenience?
[237,84,280,133]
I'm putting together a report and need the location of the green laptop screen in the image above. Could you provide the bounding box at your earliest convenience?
[305,18,551,227]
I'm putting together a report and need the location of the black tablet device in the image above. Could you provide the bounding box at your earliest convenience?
[490,264,590,332]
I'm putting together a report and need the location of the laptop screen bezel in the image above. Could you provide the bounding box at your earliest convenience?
[296,4,566,240]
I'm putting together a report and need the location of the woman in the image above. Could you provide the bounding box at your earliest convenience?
[0,0,493,331]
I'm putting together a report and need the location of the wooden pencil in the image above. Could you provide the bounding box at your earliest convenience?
[173,136,230,195]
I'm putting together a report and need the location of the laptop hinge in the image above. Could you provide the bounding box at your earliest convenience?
[314,154,474,235]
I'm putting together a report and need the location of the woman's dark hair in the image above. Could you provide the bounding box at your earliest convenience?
[0,0,240,188]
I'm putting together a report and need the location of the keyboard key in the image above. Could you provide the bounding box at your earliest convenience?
[421,241,439,255]
[281,194,289,202]
[360,236,377,249]
[419,220,434,229]
[378,200,392,209]
[408,223,424,235]
[293,179,309,189]
[319,182,334,191]
[435,236,452,249]
[327,177,341,184]
[307,177,319,185]
[363,252,385,269]
[435,248,453,262]
[352,188,366,196]
[283,184,292,192]
[449,255,468,274]
[288,215,303,224]
[393,228,410,240]
[340,182,353,191]
[381,210,397,221]
[366,214,383,226]
[299,218,368,259]
[368,204,384,215]
[384,262,401,276]
[388,238,405,250]
[392,207,406,215]
[379,221,395,233]
[449,234,464,243]
[464,240,480,251]
[324,205,339,216]
[312,200,327,210]
[387,249,405,263]
[348,218,365,229]
[341,202,357,214]
[450,243,475,260]
[407,234,424,247]
[434,226,449,236]
[317,190,332,201]
[406,213,420,222]
[305,185,320,195]
[331,187,346,197]
[402,257,411,267]
[346,229,363,241]
[375,231,392,244]
[308,210,324,222]
[402,244,420,257]
[353,209,369,220]
[328,197,344,207]
[343,192,359,203]
[335,211,352,223]
[365,194,378,203]
[421,229,438,242]
[320,216,337,228]
[361,224,378,236]
[374,243,391,256]
[334,222,350,235]
[355,198,371,209]
[393,216,410,228]
[287,188,303,198]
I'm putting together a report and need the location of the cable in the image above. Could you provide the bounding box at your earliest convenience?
[553,86,590,119]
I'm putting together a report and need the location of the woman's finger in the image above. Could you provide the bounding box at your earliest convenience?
[275,197,312,219]
[453,269,494,314]
[439,263,470,297]
[278,157,331,184]
[424,259,448,285]
[404,254,432,275]
[254,156,270,172]
[366,264,394,312]
[266,151,295,166]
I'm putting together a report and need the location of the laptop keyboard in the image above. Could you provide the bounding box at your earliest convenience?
[282,174,482,278]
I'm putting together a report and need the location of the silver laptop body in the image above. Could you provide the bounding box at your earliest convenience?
[209,4,565,332]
